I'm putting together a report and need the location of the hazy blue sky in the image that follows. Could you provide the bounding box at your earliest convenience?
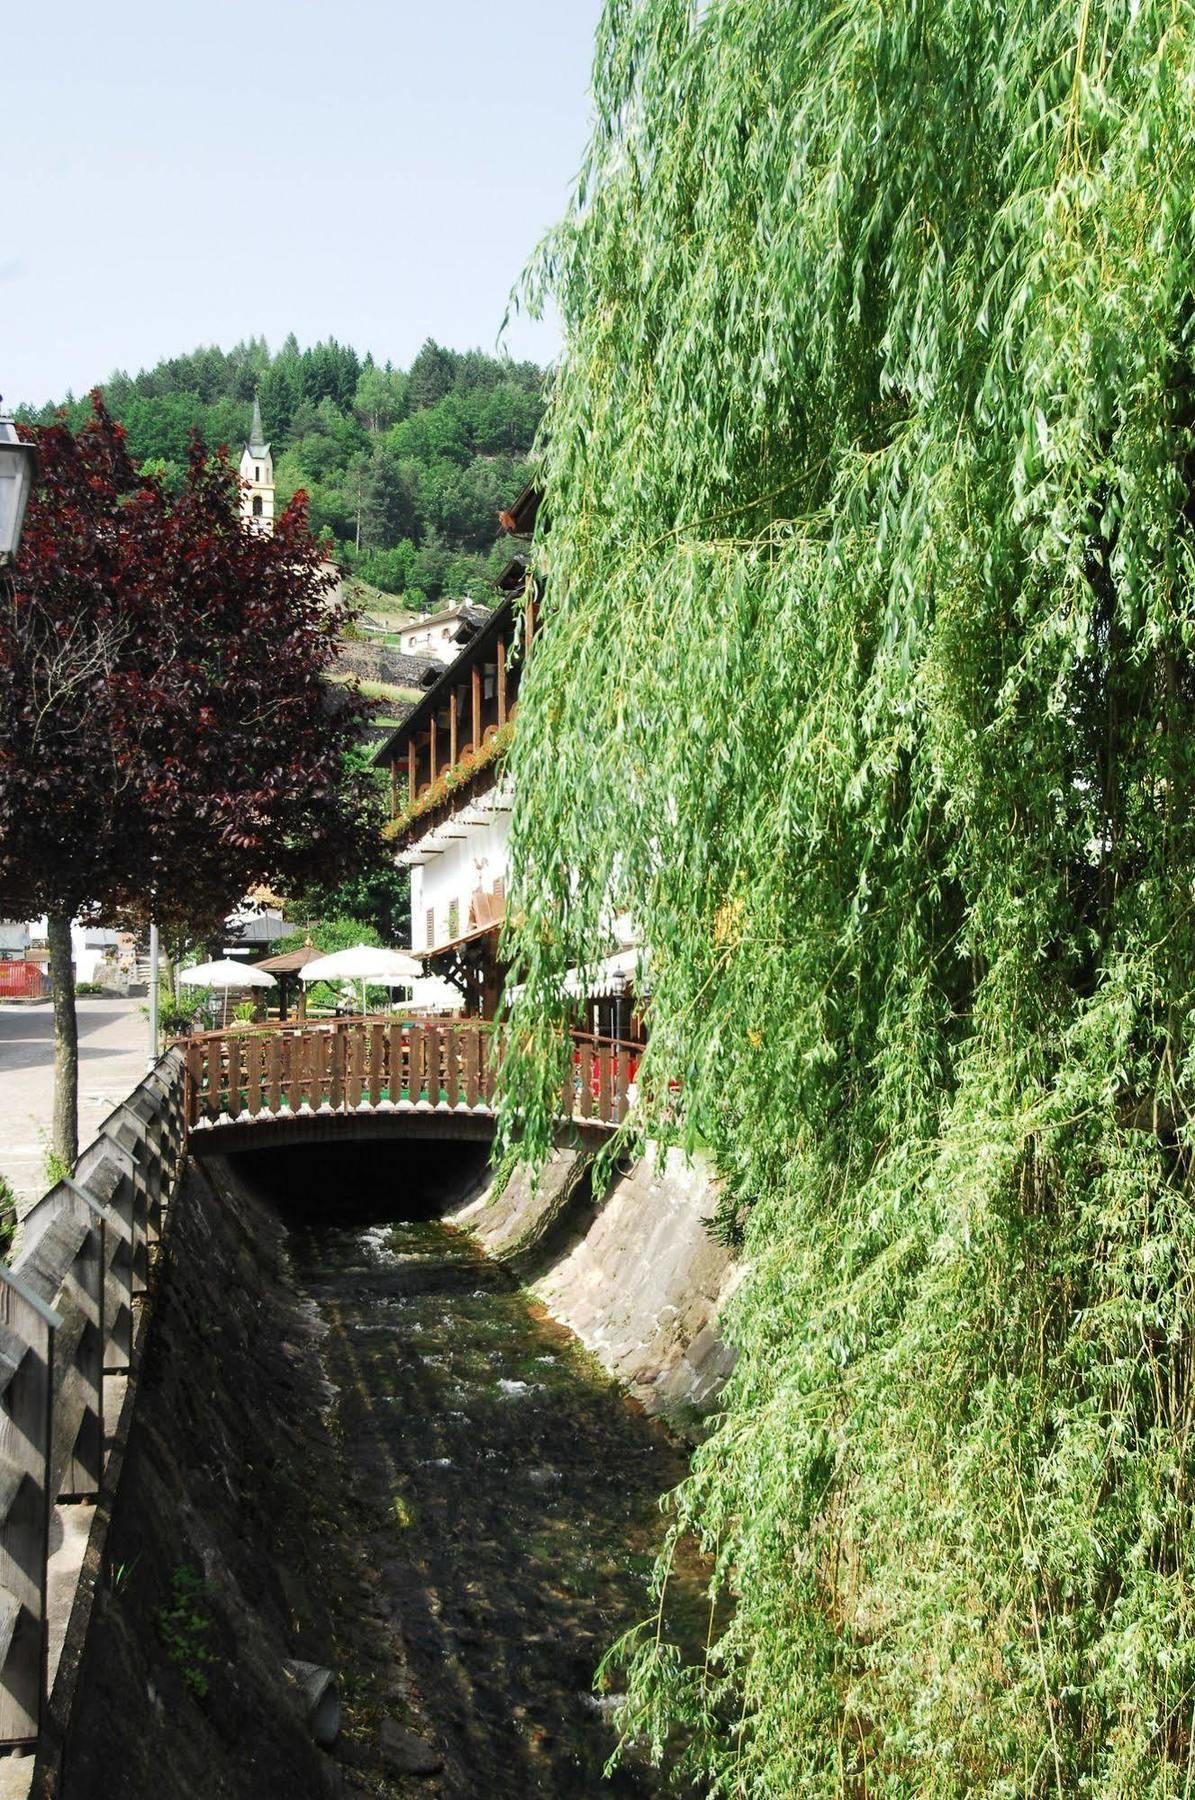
[4,0,603,408]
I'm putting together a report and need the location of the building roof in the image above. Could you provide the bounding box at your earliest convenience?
[495,552,529,596]
[224,908,291,947]
[257,943,323,974]
[398,600,493,638]
[497,482,540,537]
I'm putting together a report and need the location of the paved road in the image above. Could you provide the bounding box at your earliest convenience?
[0,995,150,1207]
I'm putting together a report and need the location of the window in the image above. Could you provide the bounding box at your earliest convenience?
[252,495,263,517]
[255,465,260,481]
[425,906,435,948]
[446,899,460,942]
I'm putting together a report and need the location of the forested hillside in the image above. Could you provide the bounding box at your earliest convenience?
[19,336,543,606]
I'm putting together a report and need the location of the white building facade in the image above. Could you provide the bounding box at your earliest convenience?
[391,603,490,666]
[399,789,512,1013]
[374,584,527,1018]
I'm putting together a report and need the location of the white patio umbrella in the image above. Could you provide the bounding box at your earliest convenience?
[180,958,276,1027]
[299,944,422,1018]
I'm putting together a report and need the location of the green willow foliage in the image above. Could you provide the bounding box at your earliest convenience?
[497,0,1195,1793]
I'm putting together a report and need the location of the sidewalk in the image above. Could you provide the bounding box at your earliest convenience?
[0,995,150,1207]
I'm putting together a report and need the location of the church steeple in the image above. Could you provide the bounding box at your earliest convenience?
[248,391,267,456]
[239,389,274,533]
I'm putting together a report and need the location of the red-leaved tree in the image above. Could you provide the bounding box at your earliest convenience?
[0,396,374,1164]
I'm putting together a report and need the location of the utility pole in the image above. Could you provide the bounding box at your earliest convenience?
[147,922,159,1068]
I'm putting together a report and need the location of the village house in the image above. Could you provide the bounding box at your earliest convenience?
[374,487,647,1044]
[381,601,493,666]
[373,565,530,1017]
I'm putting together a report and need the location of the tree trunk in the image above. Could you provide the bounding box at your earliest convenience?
[47,911,78,1172]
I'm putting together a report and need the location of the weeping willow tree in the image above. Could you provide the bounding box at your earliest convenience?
[498,0,1195,1791]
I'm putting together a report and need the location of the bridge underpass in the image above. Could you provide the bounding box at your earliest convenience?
[222,1135,493,1226]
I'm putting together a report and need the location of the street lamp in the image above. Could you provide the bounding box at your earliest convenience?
[0,406,36,565]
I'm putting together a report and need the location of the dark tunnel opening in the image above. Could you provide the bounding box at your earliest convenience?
[223,1137,492,1226]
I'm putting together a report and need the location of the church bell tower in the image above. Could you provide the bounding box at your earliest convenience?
[240,392,275,533]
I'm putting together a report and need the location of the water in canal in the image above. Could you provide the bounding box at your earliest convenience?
[286,1190,707,1798]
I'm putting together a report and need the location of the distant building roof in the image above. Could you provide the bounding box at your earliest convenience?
[399,600,492,637]
[224,907,291,947]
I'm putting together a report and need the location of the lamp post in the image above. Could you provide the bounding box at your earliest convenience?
[0,405,37,566]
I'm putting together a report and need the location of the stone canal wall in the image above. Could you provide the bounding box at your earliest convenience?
[55,1159,353,1800]
[454,1144,741,1422]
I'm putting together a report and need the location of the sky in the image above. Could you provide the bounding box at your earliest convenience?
[4,0,604,409]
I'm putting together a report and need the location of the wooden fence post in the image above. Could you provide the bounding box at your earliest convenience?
[0,1268,58,1747]
[69,1154,134,1376]
[444,1028,459,1108]
[98,1130,149,1299]
[58,1183,107,1503]
[423,1026,440,1106]
[408,1025,424,1104]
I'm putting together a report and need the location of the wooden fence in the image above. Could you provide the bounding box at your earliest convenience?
[182,1018,639,1134]
[0,1051,185,1749]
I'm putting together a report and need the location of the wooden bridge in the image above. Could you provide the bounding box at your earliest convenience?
[182,1016,637,1149]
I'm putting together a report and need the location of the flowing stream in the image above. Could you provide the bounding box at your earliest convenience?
[289,1212,707,1798]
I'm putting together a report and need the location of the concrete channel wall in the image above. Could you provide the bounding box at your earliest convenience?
[455,1142,742,1423]
[0,1052,186,1798]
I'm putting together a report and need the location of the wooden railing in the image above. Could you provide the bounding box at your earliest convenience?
[181,1018,639,1134]
[0,1051,186,1749]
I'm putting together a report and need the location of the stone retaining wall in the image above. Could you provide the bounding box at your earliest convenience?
[336,642,432,691]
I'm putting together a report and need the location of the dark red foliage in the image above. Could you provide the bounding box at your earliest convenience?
[0,394,373,934]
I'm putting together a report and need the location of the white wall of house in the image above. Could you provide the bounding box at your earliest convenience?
[395,606,476,665]
[407,810,510,1012]
[72,925,121,985]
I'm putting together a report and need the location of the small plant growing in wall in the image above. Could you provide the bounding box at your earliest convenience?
[42,1150,71,1190]
[157,1565,215,1699]
[0,1175,16,1259]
